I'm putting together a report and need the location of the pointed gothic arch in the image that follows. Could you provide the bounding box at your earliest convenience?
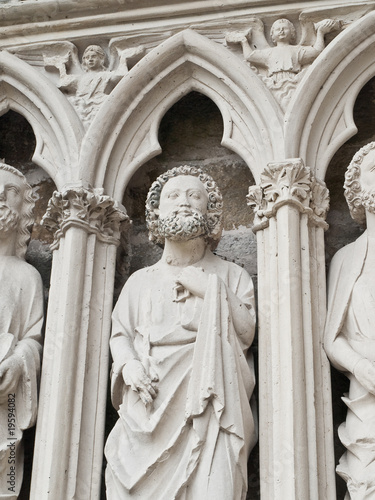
[81,28,285,200]
[284,11,375,180]
[0,50,84,189]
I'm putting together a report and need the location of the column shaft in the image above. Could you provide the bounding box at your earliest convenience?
[248,159,335,499]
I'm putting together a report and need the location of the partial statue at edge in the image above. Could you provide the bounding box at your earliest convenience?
[0,163,43,499]
[105,166,257,499]
[325,142,375,499]
[226,16,340,111]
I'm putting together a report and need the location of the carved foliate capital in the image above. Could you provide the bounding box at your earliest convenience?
[247,159,329,231]
[310,177,330,219]
[262,159,311,204]
[42,187,130,249]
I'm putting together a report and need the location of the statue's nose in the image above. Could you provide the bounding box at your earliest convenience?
[0,186,6,201]
[178,192,190,206]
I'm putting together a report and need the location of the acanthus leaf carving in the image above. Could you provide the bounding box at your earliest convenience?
[310,176,330,219]
[42,187,130,249]
[247,159,329,231]
[262,159,311,204]
[246,185,265,212]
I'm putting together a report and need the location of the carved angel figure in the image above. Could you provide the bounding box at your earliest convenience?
[43,42,144,128]
[0,163,43,499]
[105,166,257,499]
[324,142,375,499]
[226,17,339,111]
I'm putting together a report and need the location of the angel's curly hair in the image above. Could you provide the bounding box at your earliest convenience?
[146,165,223,248]
[270,18,297,44]
[0,163,35,259]
[344,142,375,226]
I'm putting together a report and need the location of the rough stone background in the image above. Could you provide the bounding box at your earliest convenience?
[0,75,375,498]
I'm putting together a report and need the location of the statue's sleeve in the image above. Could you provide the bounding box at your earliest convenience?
[246,48,270,67]
[297,45,320,65]
[14,269,44,430]
[324,236,366,371]
[227,267,256,350]
[110,273,141,410]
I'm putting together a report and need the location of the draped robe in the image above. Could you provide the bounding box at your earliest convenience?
[0,256,43,500]
[105,250,256,500]
[325,232,375,498]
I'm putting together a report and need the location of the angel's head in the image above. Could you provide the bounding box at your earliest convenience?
[270,19,296,45]
[344,142,375,226]
[82,45,106,72]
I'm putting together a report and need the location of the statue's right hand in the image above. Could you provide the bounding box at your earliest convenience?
[225,29,251,45]
[353,358,375,395]
[122,360,157,406]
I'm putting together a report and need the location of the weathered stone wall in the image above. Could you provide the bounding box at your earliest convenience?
[1,73,375,498]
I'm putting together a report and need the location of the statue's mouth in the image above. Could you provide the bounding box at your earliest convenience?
[177,209,194,216]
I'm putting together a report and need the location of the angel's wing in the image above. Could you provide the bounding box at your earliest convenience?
[226,17,270,50]
[9,41,80,73]
[108,36,149,72]
[299,14,318,47]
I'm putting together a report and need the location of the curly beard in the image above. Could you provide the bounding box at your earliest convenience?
[156,211,208,242]
[0,205,20,235]
[360,189,375,215]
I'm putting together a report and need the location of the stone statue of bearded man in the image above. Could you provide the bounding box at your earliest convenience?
[0,163,43,500]
[105,166,257,500]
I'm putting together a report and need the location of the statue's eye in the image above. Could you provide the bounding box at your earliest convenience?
[7,185,19,194]
[189,192,201,200]
[168,192,179,199]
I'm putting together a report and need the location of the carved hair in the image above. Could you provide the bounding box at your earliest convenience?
[270,18,297,44]
[82,45,106,71]
[0,163,35,259]
[146,165,223,247]
[344,141,375,225]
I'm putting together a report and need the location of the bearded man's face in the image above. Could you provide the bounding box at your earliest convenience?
[0,171,24,237]
[0,205,20,236]
[155,175,209,242]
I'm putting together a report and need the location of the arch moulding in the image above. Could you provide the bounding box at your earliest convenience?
[0,49,85,189]
[285,10,375,180]
[81,28,285,200]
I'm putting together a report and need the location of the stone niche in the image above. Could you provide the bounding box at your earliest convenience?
[1,1,375,499]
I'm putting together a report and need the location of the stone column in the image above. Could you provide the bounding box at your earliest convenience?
[247,159,336,500]
[30,187,129,500]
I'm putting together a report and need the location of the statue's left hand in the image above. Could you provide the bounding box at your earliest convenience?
[0,355,23,403]
[176,267,209,299]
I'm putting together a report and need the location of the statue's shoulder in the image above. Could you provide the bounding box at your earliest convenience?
[125,262,163,285]
[19,258,43,285]
[330,233,366,270]
[204,250,251,280]
[1,256,38,275]
[328,233,367,294]
[0,257,42,291]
